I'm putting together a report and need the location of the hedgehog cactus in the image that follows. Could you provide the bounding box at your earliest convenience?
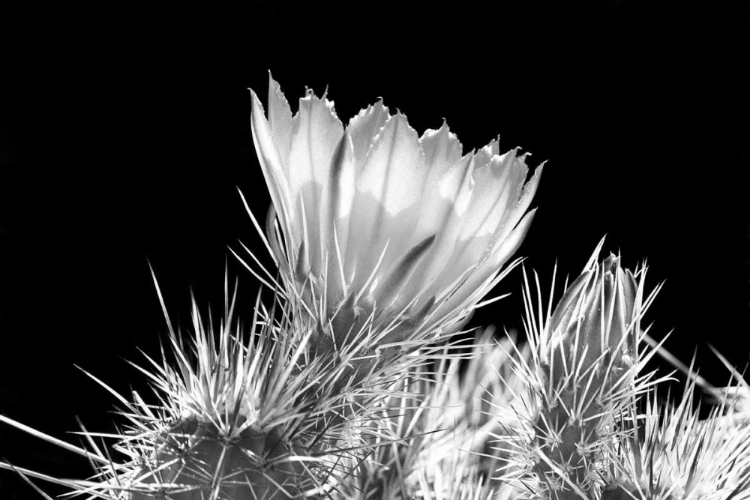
[87,283,347,500]
[533,248,643,499]
[128,419,303,500]
[1,78,750,500]
[607,377,750,500]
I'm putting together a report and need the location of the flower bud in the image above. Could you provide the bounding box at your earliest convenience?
[546,252,639,391]
[533,247,643,499]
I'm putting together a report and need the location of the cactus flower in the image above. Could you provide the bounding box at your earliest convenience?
[249,75,542,353]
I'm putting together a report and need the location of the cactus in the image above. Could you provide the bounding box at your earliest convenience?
[1,78,750,500]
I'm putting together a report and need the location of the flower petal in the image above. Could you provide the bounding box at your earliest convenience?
[267,74,294,168]
[323,131,357,306]
[472,137,501,170]
[376,234,436,312]
[458,149,527,244]
[420,124,464,181]
[478,158,545,265]
[344,113,426,291]
[347,100,389,163]
[429,150,528,293]
[250,89,296,259]
[396,125,472,302]
[287,91,344,272]
[414,124,466,238]
[439,208,537,316]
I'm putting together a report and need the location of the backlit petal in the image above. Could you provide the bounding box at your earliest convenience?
[439,208,537,316]
[344,113,426,290]
[287,92,344,271]
[249,89,296,258]
[267,74,294,168]
[348,100,389,163]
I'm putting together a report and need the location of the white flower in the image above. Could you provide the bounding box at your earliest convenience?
[249,75,542,350]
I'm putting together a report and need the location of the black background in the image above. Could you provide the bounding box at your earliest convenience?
[1,0,749,498]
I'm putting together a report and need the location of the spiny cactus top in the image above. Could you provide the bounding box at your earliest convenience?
[250,75,543,352]
[545,248,641,389]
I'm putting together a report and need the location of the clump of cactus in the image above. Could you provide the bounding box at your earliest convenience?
[1,76,749,500]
